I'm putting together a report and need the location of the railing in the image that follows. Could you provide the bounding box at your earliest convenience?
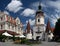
[36,31,41,33]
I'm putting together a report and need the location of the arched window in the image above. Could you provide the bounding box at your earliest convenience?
[38,19,40,22]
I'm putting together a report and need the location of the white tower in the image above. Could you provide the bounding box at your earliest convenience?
[33,3,45,40]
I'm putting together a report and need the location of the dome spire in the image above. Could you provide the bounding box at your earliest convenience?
[38,0,41,10]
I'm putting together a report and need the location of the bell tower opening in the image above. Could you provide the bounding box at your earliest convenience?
[38,19,40,22]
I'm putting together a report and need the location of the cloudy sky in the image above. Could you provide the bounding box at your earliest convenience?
[0,0,60,29]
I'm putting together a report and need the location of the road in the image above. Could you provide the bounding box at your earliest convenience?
[29,41,60,46]
[0,41,60,46]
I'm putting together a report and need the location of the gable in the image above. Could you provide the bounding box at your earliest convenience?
[15,17,20,24]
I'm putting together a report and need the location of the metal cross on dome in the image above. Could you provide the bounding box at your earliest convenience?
[38,0,42,10]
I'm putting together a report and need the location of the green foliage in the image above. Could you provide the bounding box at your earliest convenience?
[0,35,7,42]
[53,18,60,41]
[14,38,41,45]
[0,35,6,39]
[21,39,28,44]
[25,40,41,45]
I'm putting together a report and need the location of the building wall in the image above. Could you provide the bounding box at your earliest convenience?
[26,33,32,39]
[36,17,44,25]
[0,12,23,35]
[33,25,45,40]
[26,29,32,39]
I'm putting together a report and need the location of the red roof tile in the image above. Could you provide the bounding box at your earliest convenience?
[0,30,5,34]
[46,19,51,32]
[51,28,55,32]
[7,31,19,35]
[46,19,55,32]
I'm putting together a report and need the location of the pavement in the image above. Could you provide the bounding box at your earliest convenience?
[28,41,60,46]
[0,41,60,46]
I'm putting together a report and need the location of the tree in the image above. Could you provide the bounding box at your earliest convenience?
[53,18,60,41]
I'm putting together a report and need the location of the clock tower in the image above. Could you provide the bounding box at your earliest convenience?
[33,3,45,41]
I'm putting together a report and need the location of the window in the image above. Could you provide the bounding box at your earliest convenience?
[12,26,14,30]
[0,25,1,29]
[1,17,3,21]
[38,19,40,22]
[8,16,10,21]
[1,25,3,29]
[8,24,10,29]
[17,20,19,24]
[18,25,20,30]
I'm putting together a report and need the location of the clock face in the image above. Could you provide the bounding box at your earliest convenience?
[38,26,44,31]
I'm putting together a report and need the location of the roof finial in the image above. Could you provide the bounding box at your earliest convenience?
[38,0,41,10]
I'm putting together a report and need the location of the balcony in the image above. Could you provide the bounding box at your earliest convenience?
[36,31,41,33]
